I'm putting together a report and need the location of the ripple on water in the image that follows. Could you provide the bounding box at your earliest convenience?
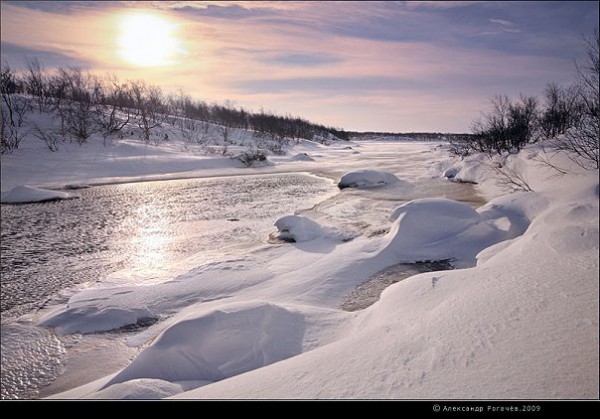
[1,324,65,399]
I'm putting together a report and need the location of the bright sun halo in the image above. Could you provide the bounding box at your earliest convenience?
[118,13,182,67]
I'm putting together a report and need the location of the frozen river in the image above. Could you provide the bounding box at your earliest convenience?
[1,174,336,320]
[1,141,485,399]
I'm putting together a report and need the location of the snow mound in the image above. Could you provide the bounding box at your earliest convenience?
[0,185,73,204]
[274,215,324,242]
[234,152,272,167]
[103,302,304,387]
[39,305,156,335]
[338,170,400,189]
[291,153,314,161]
[87,378,186,400]
[381,198,503,264]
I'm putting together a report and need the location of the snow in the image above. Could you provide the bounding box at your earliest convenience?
[2,114,598,399]
[0,185,73,204]
[87,379,188,400]
[381,198,507,266]
[337,169,401,189]
[102,302,304,387]
[274,215,324,242]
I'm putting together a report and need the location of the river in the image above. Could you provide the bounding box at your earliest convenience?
[0,141,484,399]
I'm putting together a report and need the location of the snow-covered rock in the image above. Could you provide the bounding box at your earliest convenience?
[0,185,73,204]
[291,153,314,161]
[274,215,323,242]
[338,170,400,189]
[381,198,505,265]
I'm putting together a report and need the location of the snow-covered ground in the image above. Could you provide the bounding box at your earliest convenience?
[1,119,598,399]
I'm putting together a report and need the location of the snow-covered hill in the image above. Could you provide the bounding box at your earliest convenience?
[1,103,344,194]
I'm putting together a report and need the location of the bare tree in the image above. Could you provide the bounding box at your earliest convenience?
[24,57,49,113]
[1,63,19,127]
[1,64,29,153]
[548,29,599,170]
[130,81,167,145]
[57,67,99,144]
[539,82,582,139]
[1,105,28,153]
[94,75,133,145]
[470,94,538,155]
[32,124,62,152]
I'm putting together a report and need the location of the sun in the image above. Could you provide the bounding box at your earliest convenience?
[117,12,182,67]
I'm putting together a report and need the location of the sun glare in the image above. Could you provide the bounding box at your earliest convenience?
[117,13,183,67]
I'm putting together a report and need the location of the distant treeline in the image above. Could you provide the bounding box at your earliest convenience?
[349,132,474,141]
[1,57,349,153]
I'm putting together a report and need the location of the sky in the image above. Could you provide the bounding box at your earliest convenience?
[1,1,598,133]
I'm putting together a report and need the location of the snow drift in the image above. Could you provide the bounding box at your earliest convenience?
[102,302,304,387]
[1,185,73,204]
[381,198,506,265]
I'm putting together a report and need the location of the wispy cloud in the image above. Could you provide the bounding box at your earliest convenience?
[489,18,513,26]
[1,1,598,132]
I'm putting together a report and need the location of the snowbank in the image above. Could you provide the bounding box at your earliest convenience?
[338,170,400,189]
[274,215,324,242]
[0,185,73,204]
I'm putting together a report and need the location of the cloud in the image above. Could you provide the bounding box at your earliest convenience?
[0,42,95,69]
[170,3,277,20]
[402,1,482,10]
[232,76,426,95]
[257,53,342,67]
[489,18,513,26]
[2,0,122,15]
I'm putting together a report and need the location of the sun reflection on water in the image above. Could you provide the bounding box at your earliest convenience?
[131,203,171,269]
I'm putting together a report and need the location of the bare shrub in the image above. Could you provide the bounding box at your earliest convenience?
[487,159,533,192]
[32,125,62,152]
